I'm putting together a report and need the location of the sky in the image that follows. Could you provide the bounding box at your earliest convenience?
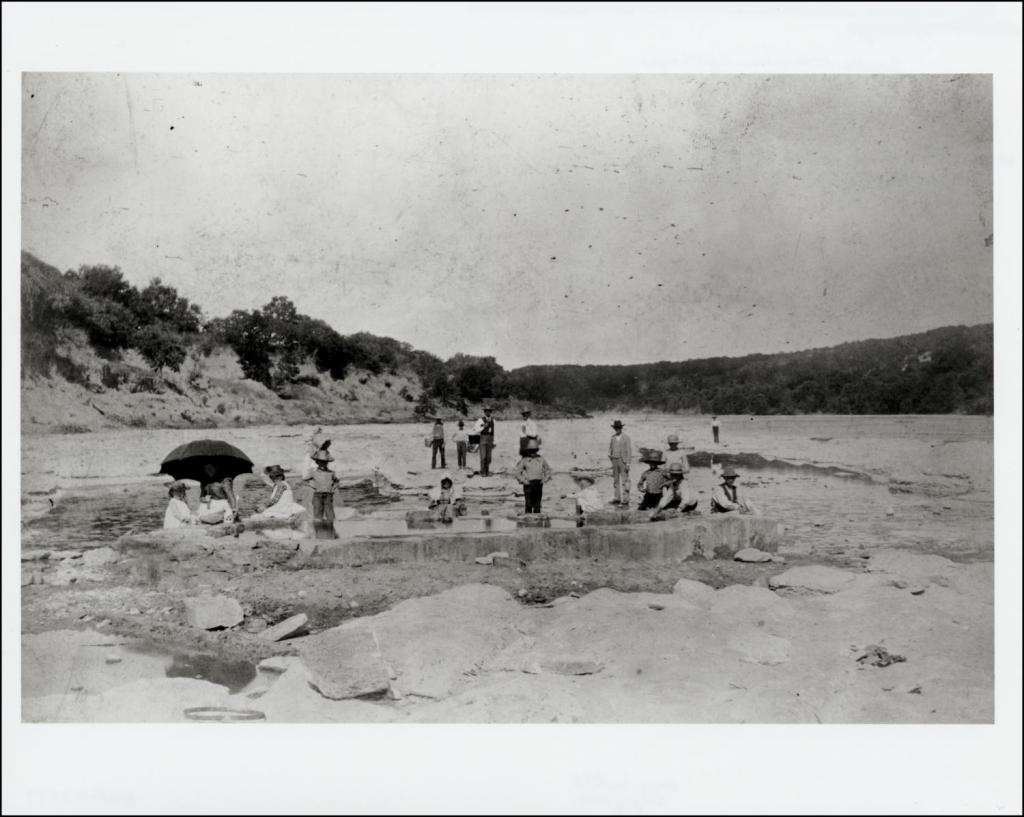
[22,72,992,369]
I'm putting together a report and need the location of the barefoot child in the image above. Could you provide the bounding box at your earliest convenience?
[303,449,340,530]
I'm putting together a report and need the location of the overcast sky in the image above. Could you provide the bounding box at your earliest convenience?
[22,73,992,368]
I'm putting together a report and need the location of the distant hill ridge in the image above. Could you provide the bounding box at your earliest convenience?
[506,324,993,415]
[21,250,992,432]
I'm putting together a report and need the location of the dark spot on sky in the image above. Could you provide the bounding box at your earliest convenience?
[169,126,174,130]
[30,93,35,98]
[551,257,557,261]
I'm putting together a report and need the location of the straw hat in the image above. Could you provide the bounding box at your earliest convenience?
[721,466,739,478]
[667,434,680,445]
[611,420,625,429]
[312,449,334,462]
[641,449,666,465]
[525,439,541,452]
[264,464,286,479]
[668,462,685,477]
[521,409,532,416]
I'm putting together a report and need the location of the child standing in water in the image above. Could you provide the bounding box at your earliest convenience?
[303,449,340,533]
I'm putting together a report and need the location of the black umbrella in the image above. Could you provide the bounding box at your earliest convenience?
[159,439,255,482]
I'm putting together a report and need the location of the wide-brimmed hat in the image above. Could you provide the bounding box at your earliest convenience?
[641,449,666,465]
[167,480,188,496]
[611,420,625,429]
[264,464,286,479]
[483,407,493,413]
[440,476,454,486]
[312,449,334,462]
[457,420,465,427]
[721,466,739,478]
[668,462,685,476]
[525,439,541,452]
[667,434,680,445]
[573,474,596,485]
[521,409,532,415]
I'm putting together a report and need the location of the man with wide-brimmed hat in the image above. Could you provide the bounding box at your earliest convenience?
[710,466,754,514]
[649,462,698,521]
[608,420,632,505]
[666,434,692,474]
[636,449,671,510]
[514,438,552,513]
[477,407,496,476]
[518,409,540,457]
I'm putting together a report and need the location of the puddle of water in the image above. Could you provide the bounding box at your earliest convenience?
[165,653,257,694]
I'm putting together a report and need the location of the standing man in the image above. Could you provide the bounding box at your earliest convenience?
[711,415,721,444]
[478,407,496,476]
[514,439,552,514]
[666,434,692,474]
[608,420,632,506]
[519,409,539,456]
[430,417,446,469]
[452,420,470,470]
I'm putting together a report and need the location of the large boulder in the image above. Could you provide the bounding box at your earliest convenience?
[672,578,717,606]
[183,595,244,630]
[298,628,391,700]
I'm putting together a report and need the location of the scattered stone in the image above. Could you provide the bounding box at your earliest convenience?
[909,586,927,596]
[258,655,300,674]
[21,550,50,562]
[569,592,580,598]
[908,686,923,694]
[183,595,244,630]
[769,566,857,595]
[540,659,604,676]
[243,617,268,634]
[475,550,509,565]
[297,542,318,557]
[517,589,528,598]
[53,550,84,561]
[21,573,31,587]
[770,555,787,564]
[298,590,308,599]
[299,628,390,700]
[82,547,119,567]
[856,645,906,668]
[734,548,773,563]
[885,507,895,517]
[105,654,122,665]
[672,578,716,606]
[648,602,665,611]
[128,608,141,616]
[751,576,770,589]
[891,579,909,589]
[348,601,359,609]
[259,613,309,642]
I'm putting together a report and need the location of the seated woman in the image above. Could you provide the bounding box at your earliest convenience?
[566,474,602,527]
[649,463,698,521]
[428,476,466,522]
[198,463,239,524]
[255,464,305,519]
[164,481,199,529]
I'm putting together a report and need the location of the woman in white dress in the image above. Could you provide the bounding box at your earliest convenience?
[256,464,305,519]
[163,481,199,529]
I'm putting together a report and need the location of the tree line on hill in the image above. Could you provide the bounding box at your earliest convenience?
[21,251,992,415]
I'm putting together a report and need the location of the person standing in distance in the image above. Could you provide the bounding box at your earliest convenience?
[430,417,446,469]
[478,407,496,477]
[608,420,632,505]
[711,415,721,444]
[519,409,539,456]
[452,420,469,470]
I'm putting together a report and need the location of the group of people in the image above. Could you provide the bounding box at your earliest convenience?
[163,413,751,531]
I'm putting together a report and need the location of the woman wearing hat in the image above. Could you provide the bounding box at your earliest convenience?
[636,449,671,510]
[649,462,698,521]
[163,481,199,529]
[608,420,632,505]
[710,466,755,514]
[256,465,305,519]
[519,409,539,457]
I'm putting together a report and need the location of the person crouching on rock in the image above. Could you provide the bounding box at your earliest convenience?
[428,476,466,522]
[636,449,670,510]
[649,462,698,521]
[710,466,758,515]
[303,449,340,527]
[199,463,238,524]
[514,438,552,514]
[164,481,199,528]
[566,474,602,527]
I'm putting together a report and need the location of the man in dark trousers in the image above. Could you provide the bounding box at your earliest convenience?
[430,417,446,469]
[478,407,495,476]
[514,439,552,513]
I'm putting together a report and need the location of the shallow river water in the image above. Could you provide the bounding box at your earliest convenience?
[21,414,993,559]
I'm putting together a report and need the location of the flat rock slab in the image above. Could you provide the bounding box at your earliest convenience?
[299,628,390,700]
[769,566,857,595]
[672,578,717,606]
[184,595,244,630]
[81,546,119,566]
[734,548,773,563]
[864,550,956,579]
[540,659,604,676]
[259,613,309,642]
[727,632,792,665]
